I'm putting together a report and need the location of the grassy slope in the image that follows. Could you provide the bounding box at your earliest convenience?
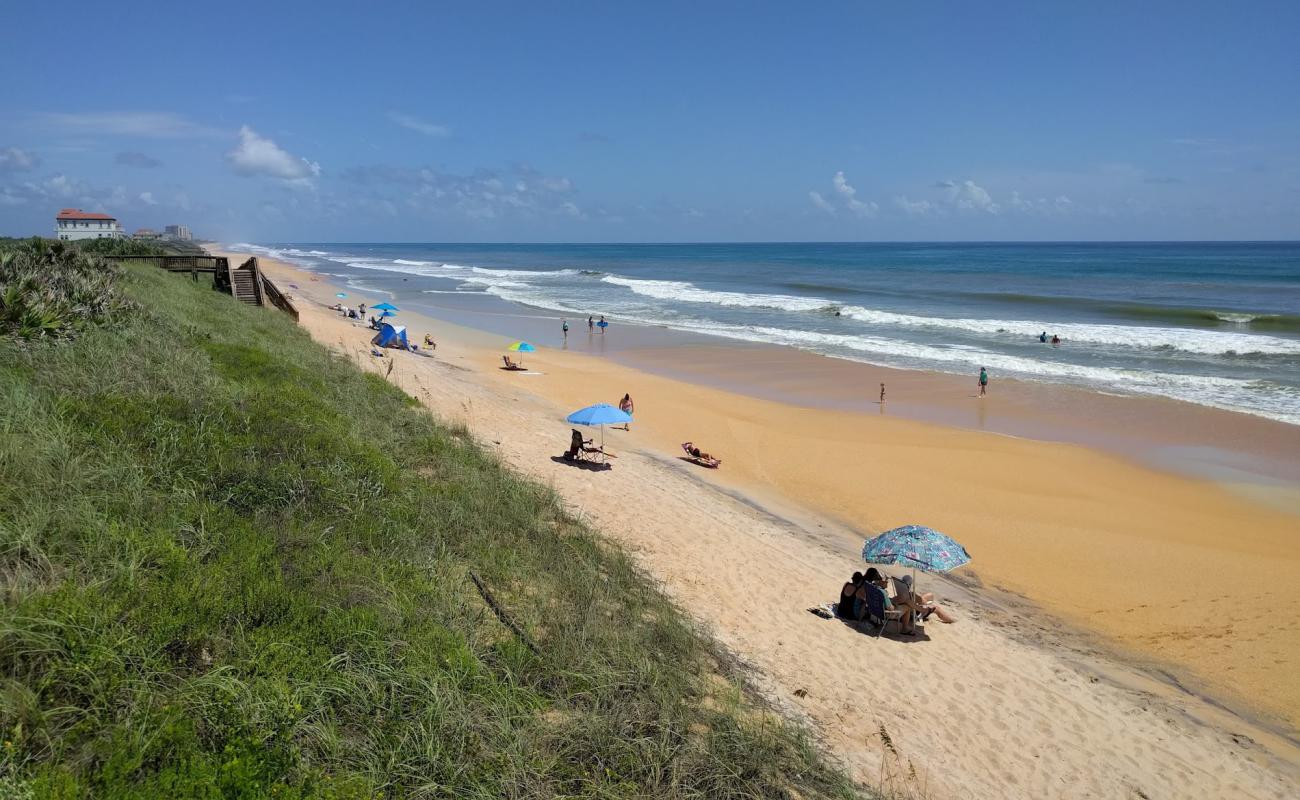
[0,262,859,798]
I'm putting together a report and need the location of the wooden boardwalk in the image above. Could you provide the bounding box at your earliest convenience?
[103,254,298,322]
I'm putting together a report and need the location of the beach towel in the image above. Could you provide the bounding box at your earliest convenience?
[808,604,835,619]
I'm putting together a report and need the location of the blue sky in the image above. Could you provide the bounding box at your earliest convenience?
[1,1,1297,242]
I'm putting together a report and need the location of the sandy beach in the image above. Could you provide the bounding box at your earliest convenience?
[224,250,1300,799]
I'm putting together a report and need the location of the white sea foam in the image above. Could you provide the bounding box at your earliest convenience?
[457,275,530,289]
[686,323,1300,426]
[597,274,1300,356]
[471,266,579,278]
[836,306,1300,356]
[602,276,832,311]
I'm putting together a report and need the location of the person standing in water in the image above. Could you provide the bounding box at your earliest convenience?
[587,315,594,333]
[978,367,989,397]
[562,318,569,339]
[597,315,608,334]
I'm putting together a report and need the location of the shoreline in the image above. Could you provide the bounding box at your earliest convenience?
[299,247,1300,496]
[219,249,1300,797]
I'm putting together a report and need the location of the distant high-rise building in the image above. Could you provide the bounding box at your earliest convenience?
[163,224,192,241]
[55,208,125,240]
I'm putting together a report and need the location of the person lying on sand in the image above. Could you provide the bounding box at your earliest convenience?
[687,444,715,461]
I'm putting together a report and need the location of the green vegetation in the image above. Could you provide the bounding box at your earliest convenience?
[1,236,201,259]
[71,237,170,257]
[0,239,135,340]
[0,258,860,797]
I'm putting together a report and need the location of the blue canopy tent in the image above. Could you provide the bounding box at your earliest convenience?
[371,323,411,350]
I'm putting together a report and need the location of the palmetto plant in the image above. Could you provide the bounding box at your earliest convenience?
[0,238,136,340]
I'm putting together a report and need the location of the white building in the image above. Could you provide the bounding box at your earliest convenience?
[164,224,192,241]
[55,208,125,240]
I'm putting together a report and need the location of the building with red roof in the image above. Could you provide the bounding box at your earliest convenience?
[55,208,125,240]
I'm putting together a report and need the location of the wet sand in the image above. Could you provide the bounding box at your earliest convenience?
[221,250,1300,796]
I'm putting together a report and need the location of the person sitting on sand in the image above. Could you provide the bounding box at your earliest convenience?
[838,572,866,620]
[856,576,914,633]
[892,574,956,624]
[423,334,436,349]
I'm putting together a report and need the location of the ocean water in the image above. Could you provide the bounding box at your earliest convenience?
[232,242,1300,425]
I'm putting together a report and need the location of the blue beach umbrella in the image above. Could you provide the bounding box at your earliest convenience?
[372,302,399,311]
[565,403,633,457]
[862,525,971,593]
[378,310,396,318]
[507,341,536,352]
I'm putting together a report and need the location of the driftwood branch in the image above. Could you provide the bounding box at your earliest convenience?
[468,571,541,655]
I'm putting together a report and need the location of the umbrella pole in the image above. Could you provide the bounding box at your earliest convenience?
[600,424,606,462]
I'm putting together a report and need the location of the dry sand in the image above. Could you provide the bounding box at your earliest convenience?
[227,252,1300,799]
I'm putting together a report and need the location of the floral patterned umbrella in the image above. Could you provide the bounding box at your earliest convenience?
[861,525,971,573]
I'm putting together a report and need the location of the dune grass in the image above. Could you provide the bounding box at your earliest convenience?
[0,260,861,798]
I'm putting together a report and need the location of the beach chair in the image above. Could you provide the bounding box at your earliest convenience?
[862,584,905,636]
[563,429,585,461]
[563,429,605,462]
[681,442,721,468]
[502,355,526,371]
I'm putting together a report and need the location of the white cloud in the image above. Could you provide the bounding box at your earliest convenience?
[1008,191,1074,216]
[226,126,321,183]
[832,171,878,217]
[115,151,162,168]
[893,196,934,216]
[138,191,157,205]
[42,174,86,199]
[342,162,579,222]
[34,111,218,138]
[942,179,999,214]
[0,188,26,206]
[809,190,835,215]
[0,147,39,172]
[810,172,877,217]
[388,112,451,137]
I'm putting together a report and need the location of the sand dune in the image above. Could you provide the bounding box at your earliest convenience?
[238,253,1300,799]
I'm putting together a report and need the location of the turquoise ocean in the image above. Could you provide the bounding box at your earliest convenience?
[232,242,1300,426]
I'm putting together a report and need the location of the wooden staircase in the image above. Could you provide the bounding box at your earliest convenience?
[229,261,263,306]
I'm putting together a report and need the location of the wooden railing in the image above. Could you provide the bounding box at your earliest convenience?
[259,269,299,321]
[106,253,297,322]
[236,257,298,322]
[103,254,230,282]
